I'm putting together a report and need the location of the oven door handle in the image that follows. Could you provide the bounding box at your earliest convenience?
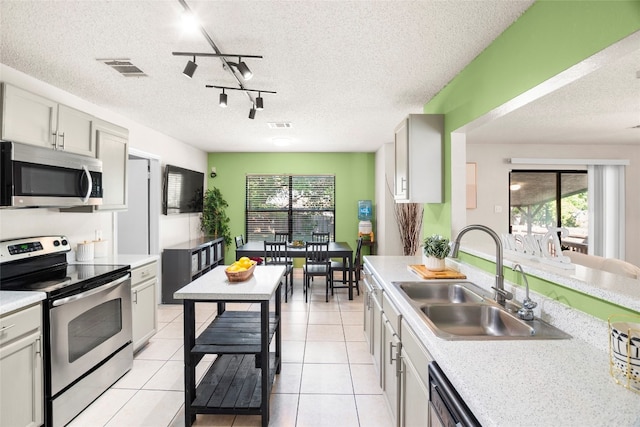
[52,274,129,307]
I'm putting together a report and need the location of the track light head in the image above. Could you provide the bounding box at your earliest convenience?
[237,58,253,80]
[219,90,227,108]
[183,56,197,78]
[249,106,256,119]
[256,93,264,110]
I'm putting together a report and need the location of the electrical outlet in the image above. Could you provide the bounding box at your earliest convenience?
[494,205,502,214]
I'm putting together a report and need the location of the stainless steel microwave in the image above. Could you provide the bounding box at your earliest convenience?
[0,140,103,208]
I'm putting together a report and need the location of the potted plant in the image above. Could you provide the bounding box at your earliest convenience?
[200,187,232,247]
[422,234,450,271]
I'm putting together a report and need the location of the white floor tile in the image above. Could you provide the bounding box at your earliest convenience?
[300,363,353,394]
[143,360,184,391]
[303,341,348,364]
[105,390,184,427]
[343,325,366,342]
[350,364,383,395]
[112,359,165,389]
[135,338,183,361]
[272,363,302,394]
[346,341,374,364]
[308,310,342,325]
[306,324,344,341]
[355,394,394,427]
[67,388,136,427]
[296,394,359,427]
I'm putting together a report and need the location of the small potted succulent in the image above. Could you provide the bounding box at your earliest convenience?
[422,234,451,271]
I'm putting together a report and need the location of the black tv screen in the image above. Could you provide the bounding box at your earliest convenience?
[162,165,204,215]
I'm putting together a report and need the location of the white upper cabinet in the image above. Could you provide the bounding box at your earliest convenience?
[1,83,57,148]
[1,83,95,157]
[93,119,128,210]
[394,114,444,203]
[57,104,95,157]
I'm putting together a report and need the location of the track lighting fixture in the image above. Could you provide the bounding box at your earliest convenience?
[219,89,228,108]
[183,56,197,78]
[206,85,276,119]
[174,0,274,118]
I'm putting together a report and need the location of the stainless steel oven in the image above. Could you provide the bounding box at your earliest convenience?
[0,236,132,427]
[0,140,103,208]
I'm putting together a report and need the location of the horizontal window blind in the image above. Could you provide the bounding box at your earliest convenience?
[246,174,335,242]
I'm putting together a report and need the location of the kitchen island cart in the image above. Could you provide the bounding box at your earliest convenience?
[174,265,285,427]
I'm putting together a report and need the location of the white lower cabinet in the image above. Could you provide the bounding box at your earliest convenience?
[131,260,158,352]
[400,320,432,427]
[0,303,44,427]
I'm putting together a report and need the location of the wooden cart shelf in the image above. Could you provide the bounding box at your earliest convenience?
[193,311,279,355]
[191,353,278,414]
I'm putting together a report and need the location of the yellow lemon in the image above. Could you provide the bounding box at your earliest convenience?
[226,264,240,272]
[239,257,251,264]
[236,267,247,272]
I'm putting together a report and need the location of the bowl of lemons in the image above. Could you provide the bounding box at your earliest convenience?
[225,257,257,282]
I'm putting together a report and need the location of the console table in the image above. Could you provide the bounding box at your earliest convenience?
[173,265,285,427]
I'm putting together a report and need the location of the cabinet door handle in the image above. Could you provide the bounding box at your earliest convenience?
[133,289,138,304]
[35,337,42,356]
[58,132,65,149]
[400,177,407,192]
[0,324,16,333]
[52,131,58,148]
[389,341,398,364]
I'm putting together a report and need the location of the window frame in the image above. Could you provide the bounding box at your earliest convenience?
[245,174,336,242]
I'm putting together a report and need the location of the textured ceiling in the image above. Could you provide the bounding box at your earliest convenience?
[468,40,640,146]
[0,0,535,153]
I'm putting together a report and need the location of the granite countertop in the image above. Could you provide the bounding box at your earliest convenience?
[174,265,285,301]
[0,291,46,316]
[70,253,159,269]
[364,255,640,427]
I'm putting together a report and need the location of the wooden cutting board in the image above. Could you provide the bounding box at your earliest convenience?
[408,265,467,279]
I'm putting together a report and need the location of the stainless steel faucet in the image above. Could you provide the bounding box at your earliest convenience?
[450,224,512,306]
[512,263,537,321]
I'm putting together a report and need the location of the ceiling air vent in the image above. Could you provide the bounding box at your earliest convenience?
[267,122,293,129]
[98,59,147,77]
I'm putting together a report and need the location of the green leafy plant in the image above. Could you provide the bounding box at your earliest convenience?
[200,187,231,247]
[423,234,451,259]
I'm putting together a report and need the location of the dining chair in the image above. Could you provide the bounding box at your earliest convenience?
[330,237,362,296]
[274,232,289,243]
[303,241,331,302]
[264,241,294,302]
[311,231,330,242]
[234,235,245,249]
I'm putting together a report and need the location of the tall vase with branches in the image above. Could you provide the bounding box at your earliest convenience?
[394,203,424,256]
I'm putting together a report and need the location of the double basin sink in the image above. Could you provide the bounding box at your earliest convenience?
[394,281,571,340]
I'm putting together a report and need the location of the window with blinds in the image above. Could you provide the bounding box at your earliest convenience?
[246,175,335,242]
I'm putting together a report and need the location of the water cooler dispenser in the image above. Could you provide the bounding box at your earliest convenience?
[358,200,374,241]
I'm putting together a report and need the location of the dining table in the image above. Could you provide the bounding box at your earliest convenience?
[235,241,355,300]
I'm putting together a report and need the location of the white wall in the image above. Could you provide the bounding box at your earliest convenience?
[375,143,402,255]
[0,65,208,254]
[465,142,640,266]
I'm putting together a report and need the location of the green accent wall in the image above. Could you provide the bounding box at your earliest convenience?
[206,152,375,264]
[459,252,640,320]
[422,0,640,240]
[422,1,640,318]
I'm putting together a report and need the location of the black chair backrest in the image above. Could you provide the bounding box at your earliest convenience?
[274,232,289,243]
[264,241,290,265]
[354,237,363,267]
[305,241,329,265]
[311,232,330,242]
[235,235,245,248]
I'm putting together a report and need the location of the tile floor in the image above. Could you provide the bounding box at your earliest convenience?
[68,270,393,427]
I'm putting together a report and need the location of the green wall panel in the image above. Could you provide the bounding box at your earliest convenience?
[421,1,640,318]
[207,152,375,264]
[422,0,640,238]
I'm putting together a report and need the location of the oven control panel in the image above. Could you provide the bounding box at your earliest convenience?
[0,236,70,263]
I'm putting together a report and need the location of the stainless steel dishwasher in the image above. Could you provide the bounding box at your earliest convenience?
[428,362,481,427]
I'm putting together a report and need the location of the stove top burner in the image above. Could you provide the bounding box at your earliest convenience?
[0,262,129,298]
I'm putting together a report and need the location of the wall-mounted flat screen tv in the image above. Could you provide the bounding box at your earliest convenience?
[162,165,204,215]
